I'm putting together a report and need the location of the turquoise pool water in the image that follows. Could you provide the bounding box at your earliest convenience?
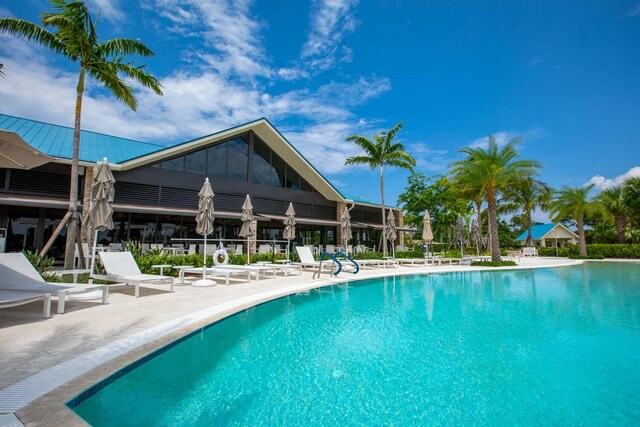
[70,263,640,425]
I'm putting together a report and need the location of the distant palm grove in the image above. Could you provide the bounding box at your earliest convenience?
[394,133,640,260]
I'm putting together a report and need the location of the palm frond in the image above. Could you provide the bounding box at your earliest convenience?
[345,155,377,168]
[100,38,156,58]
[0,18,63,52]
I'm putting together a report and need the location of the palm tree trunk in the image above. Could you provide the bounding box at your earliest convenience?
[380,163,387,257]
[64,67,85,269]
[615,214,626,244]
[577,215,587,256]
[525,210,533,246]
[487,191,501,262]
[475,199,482,235]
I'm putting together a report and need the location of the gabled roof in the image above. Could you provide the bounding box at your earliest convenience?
[0,113,166,163]
[515,223,578,241]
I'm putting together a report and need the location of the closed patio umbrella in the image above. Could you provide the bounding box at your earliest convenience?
[471,219,481,256]
[385,209,397,258]
[193,178,216,287]
[88,158,115,284]
[240,195,255,264]
[283,202,296,260]
[422,209,434,254]
[455,216,465,257]
[341,205,352,254]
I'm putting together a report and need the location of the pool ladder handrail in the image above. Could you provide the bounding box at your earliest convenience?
[313,251,360,279]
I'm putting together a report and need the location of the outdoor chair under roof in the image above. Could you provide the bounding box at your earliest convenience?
[95,251,175,298]
[0,290,51,318]
[0,252,108,314]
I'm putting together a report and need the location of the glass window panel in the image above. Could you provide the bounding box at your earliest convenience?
[207,142,227,179]
[252,138,272,185]
[226,137,248,181]
[271,153,286,187]
[301,178,313,192]
[161,156,185,171]
[286,167,300,190]
[185,149,207,175]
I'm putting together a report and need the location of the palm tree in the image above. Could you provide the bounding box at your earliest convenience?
[623,177,640,227]
[0,1,163,268]
[345,122,415,256]
[549,185,594,256]
[595,186,628,243]
[502,177,552,246]
[449,136,542,262]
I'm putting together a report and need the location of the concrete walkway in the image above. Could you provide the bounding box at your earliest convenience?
[0,257,579,424]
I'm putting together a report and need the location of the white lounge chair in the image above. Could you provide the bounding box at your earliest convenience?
[212,264,277,280]
[95,251,175,298]
[293,246,334,272]
[0,252,108,314]
[252,262,303,276]
[394,258,429,267]
[522,247,538,257]
[180,267,252,286]
[0,290,51,318]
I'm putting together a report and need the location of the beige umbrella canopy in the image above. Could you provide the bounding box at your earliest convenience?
[0,130,53,169]
[422,209,434,254]
[340,205,352,250]
[193,178,216,287]
[283,203,296,259]
[239,195,255,264]
[385,209,397,258]
[88,158,115,283]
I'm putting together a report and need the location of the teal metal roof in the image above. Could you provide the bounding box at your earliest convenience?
[0,113,165,164]
[516,223,557,241]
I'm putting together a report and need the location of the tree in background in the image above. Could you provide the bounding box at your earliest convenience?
[0,0,163,268]
[397,173,472,241]
[623,177,640,228]
[345,122,415,256]
[502,177,552,246]
[449,136,542,262]
[595,186,629,243]
[549,185,595,256]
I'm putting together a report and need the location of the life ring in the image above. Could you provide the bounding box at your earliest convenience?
[213,248,229,265]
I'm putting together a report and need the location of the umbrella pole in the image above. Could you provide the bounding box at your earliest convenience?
[89,229,98,284]
[246,237,250,265]
[203,234,207,280]
[287,239,290,261]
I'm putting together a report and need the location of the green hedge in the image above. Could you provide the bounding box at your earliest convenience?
[538,244,640,259]
[470,260,518,267]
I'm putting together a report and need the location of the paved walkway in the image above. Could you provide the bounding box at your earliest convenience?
[0,257,578,423]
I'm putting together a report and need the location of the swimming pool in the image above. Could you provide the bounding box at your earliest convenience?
[70,263,640,425]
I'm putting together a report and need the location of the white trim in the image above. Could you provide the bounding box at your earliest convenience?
[539,223,579,240]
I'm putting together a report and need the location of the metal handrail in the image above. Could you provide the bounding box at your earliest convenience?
[313,251,359,279]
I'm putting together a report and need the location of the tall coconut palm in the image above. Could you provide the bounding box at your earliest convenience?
[449,136,542,262]
[502,177,552,246]
[345,122,415,256]
[0,1,163,268]
[623,177,640,227]
[595,186,628,243]
[549,185,594,256]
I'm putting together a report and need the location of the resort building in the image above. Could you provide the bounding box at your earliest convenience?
[515,223,578,248]
[0,113,404,259]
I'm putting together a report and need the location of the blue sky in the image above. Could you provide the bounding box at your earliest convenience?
[1,0,639,215]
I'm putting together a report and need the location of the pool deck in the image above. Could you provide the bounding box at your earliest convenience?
[0,257,604,425]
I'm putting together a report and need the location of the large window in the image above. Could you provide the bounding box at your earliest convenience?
[154,135,248,182]
[251,136,314,192]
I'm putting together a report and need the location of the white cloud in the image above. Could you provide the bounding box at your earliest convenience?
[586,166,640,190]
[86,0,125,23]
[623,2,640,17]
[152,0,271,80]
[300,0,359,73]
[405,143,450,172]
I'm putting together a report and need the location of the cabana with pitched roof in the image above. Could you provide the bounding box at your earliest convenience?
[515,223,578,248]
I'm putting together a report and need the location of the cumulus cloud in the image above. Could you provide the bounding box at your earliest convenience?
[405,143,450,172]
[586,166,640,190]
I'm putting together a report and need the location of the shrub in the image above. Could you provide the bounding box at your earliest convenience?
[23,250,55,273]
[538,244,640,259]
[568,255,604,260]
[470,260,518,267]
